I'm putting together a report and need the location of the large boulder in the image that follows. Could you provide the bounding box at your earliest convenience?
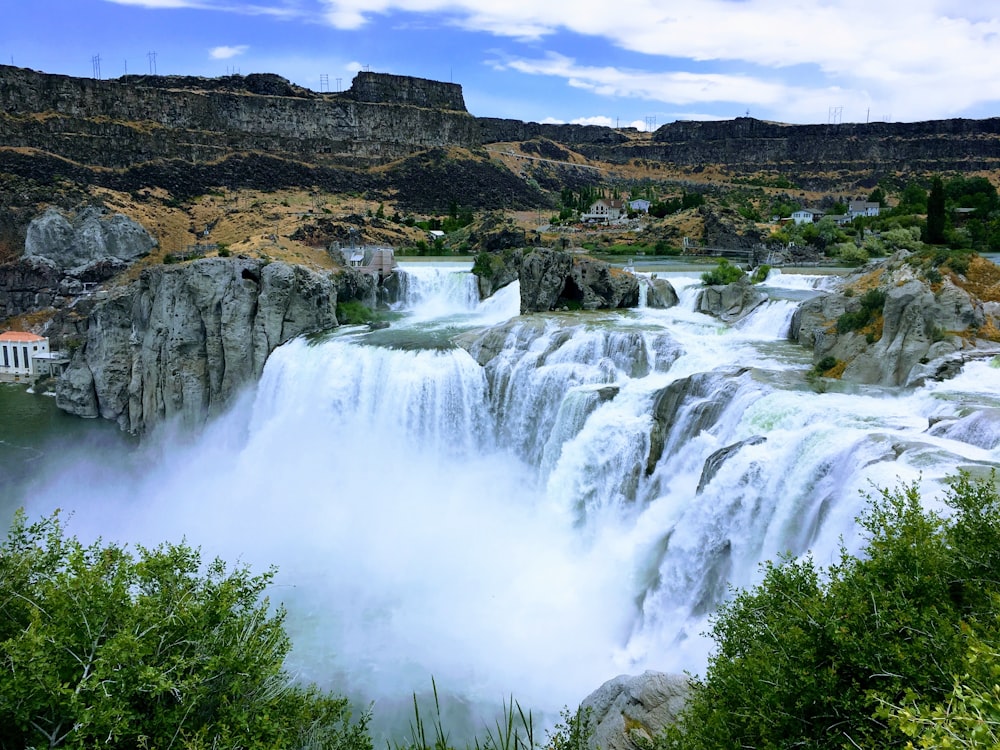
[645,276,679,309]
[55,258,367,434]
[24,206,156,270]
[518,249,639,313]
[696,276,766,323]
[580,671,690,750]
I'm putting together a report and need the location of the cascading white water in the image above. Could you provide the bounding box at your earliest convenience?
[14,263,1000,738]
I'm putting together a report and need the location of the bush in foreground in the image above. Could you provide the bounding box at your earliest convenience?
[0,510,371,750]
[656,473,1000,749]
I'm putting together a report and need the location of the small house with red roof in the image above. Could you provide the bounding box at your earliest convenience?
[0,331,50,380]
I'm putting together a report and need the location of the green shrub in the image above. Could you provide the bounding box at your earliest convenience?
[750,264,771,284]
[336,300,377,325]
[836,288,886,333]
[0,511,372,750]
[700,259,745,286]
[814,355,837,373]
[657,473,1000,750]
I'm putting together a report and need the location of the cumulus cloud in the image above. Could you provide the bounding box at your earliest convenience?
[310,0,1000,120]
[570,115,613,127]
[210,45,249,60]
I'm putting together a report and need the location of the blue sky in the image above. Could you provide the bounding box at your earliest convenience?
[2,0,999,129]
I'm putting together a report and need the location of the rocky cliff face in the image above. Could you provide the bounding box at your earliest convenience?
[581,116,1000,181]
[0,65,478,168]
[0,206,155,320]
[792,252,1000,386]
[55,257,372,434]
[8,64,997,189]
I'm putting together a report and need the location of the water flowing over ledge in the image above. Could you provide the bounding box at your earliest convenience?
[13,262,1000,736]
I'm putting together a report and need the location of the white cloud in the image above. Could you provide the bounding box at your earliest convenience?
[210,45,249,60]
[311,0,1000,120]
[103,0,303,18]
[571,115,612,127]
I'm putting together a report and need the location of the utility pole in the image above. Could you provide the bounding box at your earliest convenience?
[147,51,157,75]
[91,54,101,79]
[319,73,329,92]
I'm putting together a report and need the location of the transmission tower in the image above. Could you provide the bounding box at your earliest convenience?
[91,54,101,79]
[147,51,157,75]
[644,115,657,132]
[828,105,843,125]
[319,73,329,92]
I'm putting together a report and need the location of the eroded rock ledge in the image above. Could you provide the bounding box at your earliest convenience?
[56,257,372,434]
[474,247,650,313]
[792,251,1000,386]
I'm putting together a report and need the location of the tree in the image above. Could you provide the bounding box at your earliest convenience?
[0,510,372,750]
[927,175,948,244]
[658,473,1000,750]
[868,186,887,207]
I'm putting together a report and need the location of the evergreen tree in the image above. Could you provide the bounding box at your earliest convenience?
[927,175,947,244]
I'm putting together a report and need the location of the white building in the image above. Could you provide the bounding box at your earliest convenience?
[582,199,626,223]
[629,199,651,214]
[0,331,49,379]
[848,200,881,219]
[791,209,822,225]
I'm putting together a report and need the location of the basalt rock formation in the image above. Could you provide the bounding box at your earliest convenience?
[580,671,691,750]
[471,244,641,314]
[696,276,767,323]
[55,257,374,434]
[0,206,155,320]
[792,252,1000,386]
[4,64,1000,208]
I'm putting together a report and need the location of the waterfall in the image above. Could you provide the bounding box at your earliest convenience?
[12,264,999,737]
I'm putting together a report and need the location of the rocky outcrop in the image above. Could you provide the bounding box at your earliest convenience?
[646,368,760,475]
[0,205,154,320]
[346,71,466,111]
[696,277,767,323]
[0,66,479,168]
[578,116,1000,182]
[0,256,64,319]
[792,253,1000,386]
[55,257,371,434]
[645,277,679,309]
[24,206,156,270]
[580,671,691,750]
[517,249,640,313]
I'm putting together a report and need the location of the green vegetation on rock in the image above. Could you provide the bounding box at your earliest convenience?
[700,259,745,286]
[836,288,886,333]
